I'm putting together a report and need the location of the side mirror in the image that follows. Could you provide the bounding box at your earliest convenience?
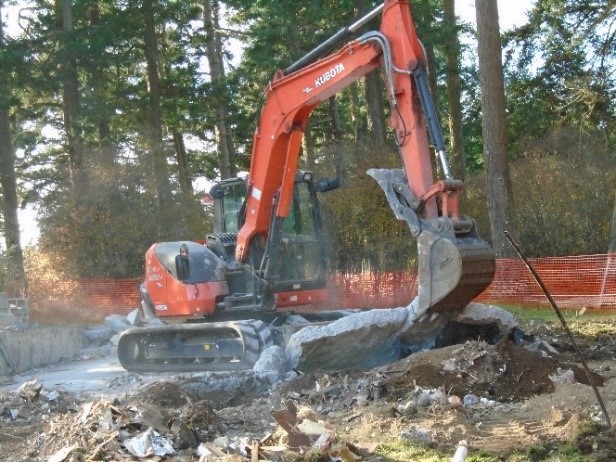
[209,183,225,199]
[316,176,341,193]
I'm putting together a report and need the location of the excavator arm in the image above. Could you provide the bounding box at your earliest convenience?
[237,0,495,315]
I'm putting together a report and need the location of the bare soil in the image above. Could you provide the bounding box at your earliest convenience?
[1,318,616,461]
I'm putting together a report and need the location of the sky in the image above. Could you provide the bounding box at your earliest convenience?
[12,0,536,248]
[457,0,535,31]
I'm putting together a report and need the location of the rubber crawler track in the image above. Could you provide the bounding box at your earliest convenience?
[117,320,269,373]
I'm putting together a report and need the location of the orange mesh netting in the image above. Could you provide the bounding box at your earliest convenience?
[27,254,616,321]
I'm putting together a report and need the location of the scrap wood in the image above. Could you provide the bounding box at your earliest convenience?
[47,444,78,462]
[90,431,121,459]
[258,445,288,452]
[271,400,299,433]
[251,440,259,462]
[271,401,311,447]
[271,408,297,433]
[203,442,228,458]
[0,335,16,374]
[344,412,362,422]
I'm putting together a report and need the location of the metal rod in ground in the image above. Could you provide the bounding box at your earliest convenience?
[503,231,612,429]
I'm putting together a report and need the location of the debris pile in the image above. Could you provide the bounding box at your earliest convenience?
[1,322,615,461]
[274,336,604,410]
[29,382,221,461]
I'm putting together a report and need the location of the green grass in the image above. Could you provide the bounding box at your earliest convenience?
[369,438,600,462]
[497,304,616,332]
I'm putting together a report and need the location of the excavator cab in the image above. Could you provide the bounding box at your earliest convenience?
[207,171,339,309]
[209,177,247,235]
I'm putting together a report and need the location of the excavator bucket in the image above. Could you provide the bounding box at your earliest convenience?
[414,222,495,315]
[368,168,495,317]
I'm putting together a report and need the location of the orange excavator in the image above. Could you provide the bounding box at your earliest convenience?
[117,0,495,372]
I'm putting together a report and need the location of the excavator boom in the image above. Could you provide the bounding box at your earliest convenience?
[236,0,494,315]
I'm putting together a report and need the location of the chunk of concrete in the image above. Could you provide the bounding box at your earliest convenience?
[455,302,518,332]
[105,314,130,333]
[126,308,142,326]
[285,307,410,372]
[83,326,114,346]
[253,345,287,381]
[284,302,518,374]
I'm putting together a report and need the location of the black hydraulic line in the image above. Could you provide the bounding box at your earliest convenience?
[412,64,456,181]
[283,3,384,75]
[504,231,612,429]
[412,65,446,154]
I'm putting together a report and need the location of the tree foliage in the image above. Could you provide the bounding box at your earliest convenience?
[0,0,614,284]
[503,0,616,155]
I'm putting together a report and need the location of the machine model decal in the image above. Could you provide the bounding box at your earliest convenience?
[315,63,346,87]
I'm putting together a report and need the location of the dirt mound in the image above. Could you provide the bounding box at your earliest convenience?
[381,336,604,401]
[277,337,604,407]
[132,381,192,408]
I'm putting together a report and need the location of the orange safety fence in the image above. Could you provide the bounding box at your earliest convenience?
[26,253,616,322]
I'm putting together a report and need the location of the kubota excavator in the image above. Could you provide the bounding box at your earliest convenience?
[117,0,495,373]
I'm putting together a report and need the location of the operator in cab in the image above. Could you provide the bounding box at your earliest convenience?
[175,243,190,281]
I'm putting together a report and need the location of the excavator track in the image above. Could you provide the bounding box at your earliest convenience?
[117,320,271,373]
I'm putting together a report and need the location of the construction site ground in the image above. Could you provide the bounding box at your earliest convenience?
[1,310,616,461]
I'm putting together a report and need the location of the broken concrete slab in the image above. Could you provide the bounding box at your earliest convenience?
[104,314,130,333]
[285,307,410,372]
[83,325,114,346]
[455,303,518,332]
[253,345,287,382]
[284,303,518,374]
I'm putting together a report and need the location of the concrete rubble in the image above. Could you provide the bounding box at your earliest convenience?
[2,302,615,460]
[282,302,518,375]
[1,330,611,461]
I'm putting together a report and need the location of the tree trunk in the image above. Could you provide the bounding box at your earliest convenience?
[422,40,442,177]
[89,1,116,171]
[443,0,465,181]
[173,130,194,198]
[328,96,344,176]
[59,0,88,200]
[328,96,343,144]
[476,0,516,257]
[609,193,616,253]
[303,120,315,170]
[203,0,234,179]
[349,82,362,142]
[143,0,171,210]
[0,3,26,295]
[364,71,386,145]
